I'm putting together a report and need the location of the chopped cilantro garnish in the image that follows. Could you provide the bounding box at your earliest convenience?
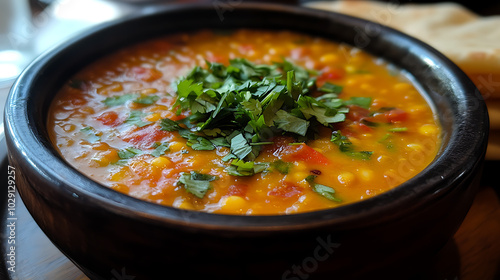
[170,58,372,168]
[134,95,160,105]
[177,171,218,198]
[271,160,292,174]
[159,118,181,132]
[125,111,152,127]
[306,175,342,202]
[103,93,138,107]
[118,147,142,159]
[80,127,100,143]
[344,97,372,109]
[150,143,170,157]
[388,127,408,132]
[226,159,269,176]
[319,82,343,94]
[331,130,373,160]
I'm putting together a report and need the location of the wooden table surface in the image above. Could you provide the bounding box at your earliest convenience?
[424,160,500,280]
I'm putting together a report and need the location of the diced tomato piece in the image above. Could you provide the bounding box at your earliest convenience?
[206,53,225,63]
[291,47,311,60]
[96,111,122,127]
[228,184,248,197]
[281,143,330,165]
[268,182,302,198]
[130,66,163,82]
[364,108,408,124]
[122,125,172,149]
[317,67,345,84]
[238,44,254,54]
[261,136,296,156]
[352,122,373,133]
[385,108,408,123]
[346,105,370,122]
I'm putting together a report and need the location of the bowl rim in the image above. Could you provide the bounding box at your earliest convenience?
[4,3,489,231]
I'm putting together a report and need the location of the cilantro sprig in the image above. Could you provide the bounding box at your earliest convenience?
[172,58,362,165]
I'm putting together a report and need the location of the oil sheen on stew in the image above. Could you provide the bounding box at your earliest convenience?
[48,29,441,215]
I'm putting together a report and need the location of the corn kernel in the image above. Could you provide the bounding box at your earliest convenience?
[406,143,423,153]
[151,156,173,169]
[293,161,307,172]
[393,83,412,91]
[419,124,438,136]
[338,172,355,186]
[91,150,119,167]
[97,82,123,95]
[178,201,195,210]
[80,106,95,114]
[92,142,111,151]
[144,113,162,122]
[111,183,129,193]
[169,141,185,152]
[320,54,339,64]
[358,169,374,182]
[345,65,357,74]
[289,171,309,183]
[110,168,129,182]
[139,88,158,95]
[221,196,247,212]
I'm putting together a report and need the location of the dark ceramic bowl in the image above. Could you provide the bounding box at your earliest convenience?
[4,3,489,280]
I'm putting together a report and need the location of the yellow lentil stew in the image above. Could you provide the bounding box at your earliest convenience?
[48,29,441,215]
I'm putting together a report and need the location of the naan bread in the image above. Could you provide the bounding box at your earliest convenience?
[306,1,500,99]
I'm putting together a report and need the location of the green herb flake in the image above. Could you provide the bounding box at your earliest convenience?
[103,93,138,107]
[177,171,218,199]
[319,82,343,94]
[134,95,160,105]
[118,147,142,159]
[305,175,342,202]
[344,97,372,109]
[271,160,292,175]
[226,159,269,176]
[331,130,373,160]
[125,111,152,127]
[150,143,170,157]
[80,127,101,143]
[160,118,181,132]
[230,133,252,160]
[388,127,408,132]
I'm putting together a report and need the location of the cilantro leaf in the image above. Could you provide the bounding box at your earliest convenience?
[80,127,100,143]
[226,159,269,176]
[134,95,160,105]
[103,93,138,107]
[344,97,372,109]
[118,147,142,159]
[271,160,292,174]
[305,175,342,202]
[150,143,170,157]
[230,133,252,160]
[319,82,343,94]
[160,118,181,131]
[188,136,215,151]
[331,130,373,160]
[273,110,309,136]
[388,127,408,132]
[178,171,217,198]
[125,111,152,127]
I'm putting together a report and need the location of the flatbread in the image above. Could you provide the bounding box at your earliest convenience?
[306,1,500,98]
